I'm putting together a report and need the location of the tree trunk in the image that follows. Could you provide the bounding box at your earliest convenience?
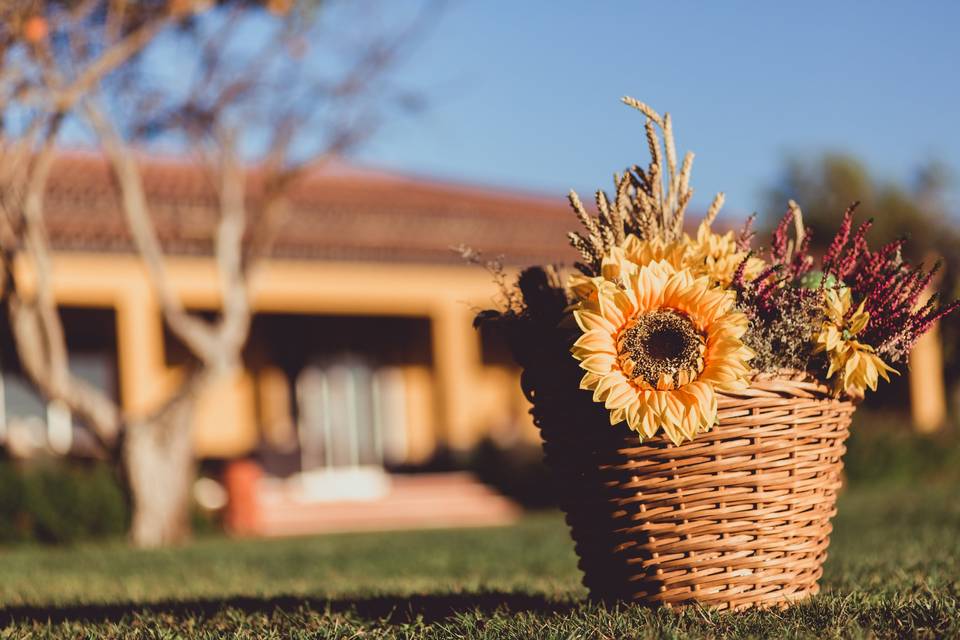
[123,394,196,548]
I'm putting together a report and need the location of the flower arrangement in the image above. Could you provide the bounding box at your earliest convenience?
[469,97,960,608]
[478,97,959,447]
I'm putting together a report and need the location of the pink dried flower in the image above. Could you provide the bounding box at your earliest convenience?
[818,205,959,364]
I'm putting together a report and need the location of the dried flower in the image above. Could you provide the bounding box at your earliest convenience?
[473,98,959,421]
[567,99,726,275]
[813,288,897,397]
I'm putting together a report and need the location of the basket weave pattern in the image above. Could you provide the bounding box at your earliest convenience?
[522,353,854,610]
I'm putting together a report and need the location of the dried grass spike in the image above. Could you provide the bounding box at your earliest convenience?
[568,231,599,272]
[788,200,806,258]
[705,192,725,227]
[595,189,611,222]
[678,151,694,199]
[662,112,678,185]
[596,189,624,245]
[621,96,664,127]
[674,153,696,233]
[568,189,602,245]
[675,190,693,231]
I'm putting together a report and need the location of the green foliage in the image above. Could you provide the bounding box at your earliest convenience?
[467,439,555,509]
[844,410,960,486]
[0,482,958,638]
[0,460,128,545]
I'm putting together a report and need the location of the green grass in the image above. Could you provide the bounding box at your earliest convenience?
[1,483,959,639]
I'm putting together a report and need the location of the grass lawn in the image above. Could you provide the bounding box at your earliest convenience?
[0,482,958,639]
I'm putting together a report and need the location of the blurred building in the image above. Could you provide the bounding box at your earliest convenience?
[7,154,947,535]
[0,153,576,533]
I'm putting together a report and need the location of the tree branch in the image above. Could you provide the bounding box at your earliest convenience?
[4,113,120,447]
[83,99,221,364]
[19,12,170,114]
[210,128,250,370]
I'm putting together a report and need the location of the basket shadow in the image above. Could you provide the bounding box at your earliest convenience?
[0,591,580,626]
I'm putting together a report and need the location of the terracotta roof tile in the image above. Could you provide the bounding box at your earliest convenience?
[43,153,579,266]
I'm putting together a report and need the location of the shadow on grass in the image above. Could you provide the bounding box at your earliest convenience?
[0,592,581,626]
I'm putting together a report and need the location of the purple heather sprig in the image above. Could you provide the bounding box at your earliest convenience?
[821,206,959,363]
[769,204,814,282]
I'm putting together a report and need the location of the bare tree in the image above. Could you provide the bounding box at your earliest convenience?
[0,0,423,546]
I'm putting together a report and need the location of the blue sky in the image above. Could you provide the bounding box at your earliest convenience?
[354,1,960,220]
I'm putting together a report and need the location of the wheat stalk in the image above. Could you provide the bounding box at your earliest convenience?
[566,97,713,272]
[704,192,725,228]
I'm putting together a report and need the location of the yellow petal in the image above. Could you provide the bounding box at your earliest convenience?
[573,330,616,354]
[579,371,603,390]
[579,353,616,375]
[574,310,616,334]
[604,379,637,410]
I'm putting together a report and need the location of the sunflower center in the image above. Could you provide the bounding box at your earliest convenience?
[644,326,689,360]
[616,309,705,388]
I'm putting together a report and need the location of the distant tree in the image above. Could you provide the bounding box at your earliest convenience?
[764,153,960,401]
[0,0,426,546]
[765,153,959,260]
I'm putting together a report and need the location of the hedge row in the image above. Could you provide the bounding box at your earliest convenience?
[0,460,128,545]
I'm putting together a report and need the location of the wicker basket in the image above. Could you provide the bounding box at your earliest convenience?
[518,328,854,610]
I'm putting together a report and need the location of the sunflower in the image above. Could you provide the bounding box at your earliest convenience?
[567,245,640,304]
[569,219,764,305]
[813,287,897,398]
[570,261,754,445]
[567,233,692,307]
[621,233,690,272]
[689,220,766,286]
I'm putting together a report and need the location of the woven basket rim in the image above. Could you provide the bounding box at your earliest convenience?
[728,370,836,402]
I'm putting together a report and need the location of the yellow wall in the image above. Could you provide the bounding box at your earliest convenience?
[18,252,531,459]
[401,365,438,463]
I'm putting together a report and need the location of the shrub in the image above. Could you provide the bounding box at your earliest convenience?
[844,411,960,486]
[0,459,129,545]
